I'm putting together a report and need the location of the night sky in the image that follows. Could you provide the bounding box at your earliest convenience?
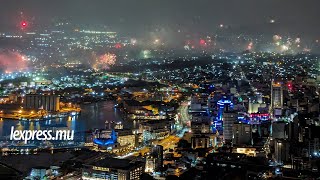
[0,0,319,38]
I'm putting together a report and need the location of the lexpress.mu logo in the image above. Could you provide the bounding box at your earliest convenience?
[10,126,74,143]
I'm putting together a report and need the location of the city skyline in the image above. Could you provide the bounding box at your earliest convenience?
[0,1,319,179]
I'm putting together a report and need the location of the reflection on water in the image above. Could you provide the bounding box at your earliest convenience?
[0,101,123,138]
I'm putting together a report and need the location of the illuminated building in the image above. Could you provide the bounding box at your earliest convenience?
[216,98,234,126]
[115,129,137,148]
[29,166,49,180]
[234,148,256,157]
[184,128,217,149]
[217,99,233,112]
[248,101,267,114]
[271,121,289,139]
[24,94,60,112]
[91,129,137,151]
[82,158,144,180]
[0,96,10,104]
[128,114,166,120]
[139,119,174,143]
[28,166,61,180]
[114,122,124,130]
[151,145,163,172]
[191,135,211,149]
[222,104,236,144]
[1,145,39,155]
[190,121,211,134]
[292,157,309,171]
[145,157,156,173]
[93,129,118,149]
[271,81,283,116]
[274,139,290,165]
[189,95,208,112]
[232,123,252,146]
[187,111,217,149]
[249,113,270,123]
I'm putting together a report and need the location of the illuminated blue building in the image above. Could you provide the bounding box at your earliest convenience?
[93,129,117,147]
[214,98,234,132]
[216,99,234,121]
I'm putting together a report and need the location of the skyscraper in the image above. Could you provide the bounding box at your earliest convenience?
[151,145,163,172]
[222,104,236,144]
[232,123,252,146]
[274,139,290,165]
[271,81,283,116]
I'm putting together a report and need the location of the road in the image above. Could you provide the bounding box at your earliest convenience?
[134,135,181,156]
[177,99,191,126]
[131,97,191,157]
[58,172,81,180]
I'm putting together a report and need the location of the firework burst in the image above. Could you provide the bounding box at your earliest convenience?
[0,49,28,73]
[92,53,117,70]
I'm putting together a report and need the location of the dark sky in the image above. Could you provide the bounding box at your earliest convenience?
[0,0,319,38]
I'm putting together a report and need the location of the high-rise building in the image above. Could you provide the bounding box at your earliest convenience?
[271,81,283,115]
[191,135,211,149]
[190,121,211,134]
[274,139,290,165]
[232,123,252,146]
[151,145,163,172]
[222,104,236,144]
[272,121,289,139]
[82,158,144,180]
[248,101,267,114]
[24,94,60,111]
[145,157,156,173]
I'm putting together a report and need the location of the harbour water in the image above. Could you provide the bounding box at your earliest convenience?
[0,101,124,141]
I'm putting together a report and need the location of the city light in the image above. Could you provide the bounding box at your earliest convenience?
[0,2,318,179]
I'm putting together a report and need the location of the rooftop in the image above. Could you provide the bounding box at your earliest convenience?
[0,163,22,179]
[87,157,143,170]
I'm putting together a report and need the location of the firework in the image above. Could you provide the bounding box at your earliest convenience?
[100,53,116,65]
[247,42,253,50]
[114,43,122,49]
[0,50,28,73]
[140,50,151,59]
[92,53,117,70]
[281,45,289,51]
[273,35,282,41]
